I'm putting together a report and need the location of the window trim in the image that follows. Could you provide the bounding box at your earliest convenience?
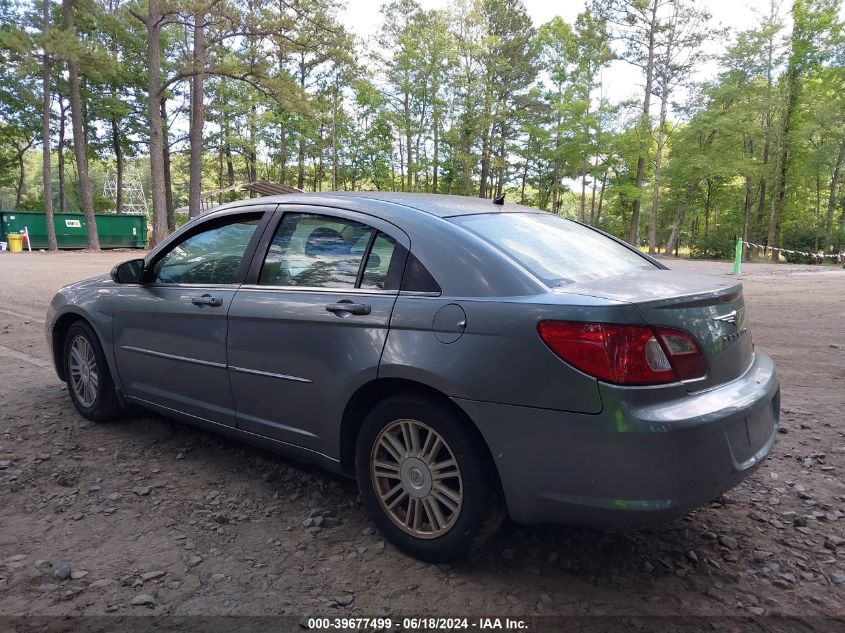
[143,207,274,287]
[354,230,379,288]
[245,205,411,292]
[236,284,400,296]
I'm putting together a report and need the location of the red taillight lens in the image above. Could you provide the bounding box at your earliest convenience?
[537,321,706,385]
[653,326,707,380]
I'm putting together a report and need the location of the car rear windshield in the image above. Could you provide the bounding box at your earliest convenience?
[451,213,656,286]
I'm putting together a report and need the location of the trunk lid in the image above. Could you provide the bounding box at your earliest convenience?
[557,270,753,391]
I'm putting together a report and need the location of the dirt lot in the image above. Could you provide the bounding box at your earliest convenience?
[0,251,843,622]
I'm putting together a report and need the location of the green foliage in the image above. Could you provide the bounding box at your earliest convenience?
[780,225,821,263]
[689,233,735,260]
[0,0,843,258]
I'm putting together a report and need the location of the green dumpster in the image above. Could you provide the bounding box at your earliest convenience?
[0,212,147,249]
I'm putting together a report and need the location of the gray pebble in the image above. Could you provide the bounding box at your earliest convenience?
[719,535,738,549]
[333,594,354,607]
[130,593,156,606]
[52,562,71,581]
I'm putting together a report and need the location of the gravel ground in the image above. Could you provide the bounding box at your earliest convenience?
[0,251,843,622]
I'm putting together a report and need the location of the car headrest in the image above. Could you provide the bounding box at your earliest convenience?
[305,227,350,257]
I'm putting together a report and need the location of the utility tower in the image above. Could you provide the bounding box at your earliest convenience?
[103,161,149,215]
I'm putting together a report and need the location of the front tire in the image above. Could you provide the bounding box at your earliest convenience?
[64,321,122,422]
[355,394,499,562]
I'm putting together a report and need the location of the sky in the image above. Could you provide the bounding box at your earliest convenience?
[339,0,784,108]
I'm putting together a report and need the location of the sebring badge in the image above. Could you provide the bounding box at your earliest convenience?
[714,308,747,342]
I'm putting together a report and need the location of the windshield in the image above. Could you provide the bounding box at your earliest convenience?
[451,213,656,286]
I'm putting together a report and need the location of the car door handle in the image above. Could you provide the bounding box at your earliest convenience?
[325,302,371,316]
[191,294,224,307]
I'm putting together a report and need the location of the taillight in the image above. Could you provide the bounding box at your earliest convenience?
[653,326,707,380]
[537,321,706,385]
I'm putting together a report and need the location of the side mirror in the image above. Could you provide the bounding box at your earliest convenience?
[110,258,146,284]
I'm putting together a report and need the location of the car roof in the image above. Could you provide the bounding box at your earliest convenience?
[207,191,538,219]
[194,192,554,297]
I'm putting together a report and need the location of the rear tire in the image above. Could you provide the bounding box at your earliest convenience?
[355,394,501,562]
[64,321,122,422]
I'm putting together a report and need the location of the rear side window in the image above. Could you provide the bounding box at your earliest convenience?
[451,213,656,286]
[360,233,398,289]
[257,213,404,290]
[401,253,441,293]
[259,213,372,288]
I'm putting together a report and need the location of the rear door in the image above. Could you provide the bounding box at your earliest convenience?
[227,206,410,456]
[113,208,271,425]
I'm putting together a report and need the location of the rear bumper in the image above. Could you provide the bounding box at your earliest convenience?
[454,351,779,526]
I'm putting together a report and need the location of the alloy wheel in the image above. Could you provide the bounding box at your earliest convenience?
[68,335,99,408]
[370,418,463,539]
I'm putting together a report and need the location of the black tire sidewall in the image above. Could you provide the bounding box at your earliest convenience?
[355,394,490,562]
[63,321,118,421]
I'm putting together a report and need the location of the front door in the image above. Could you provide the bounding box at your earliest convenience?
[113,210,266,425]
[227,207,409,457]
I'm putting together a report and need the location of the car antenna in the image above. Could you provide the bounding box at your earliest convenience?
[492,193,505,206]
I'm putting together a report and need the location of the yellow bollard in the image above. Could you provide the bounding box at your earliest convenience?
[7,233,22,253]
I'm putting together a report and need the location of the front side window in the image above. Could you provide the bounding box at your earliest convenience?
[152,217,260,284]
[451,213,656,286]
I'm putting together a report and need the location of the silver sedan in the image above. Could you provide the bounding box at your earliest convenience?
[46,192,779,561]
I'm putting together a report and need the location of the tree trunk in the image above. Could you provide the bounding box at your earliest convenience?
[520,140,530,204]
[248,104,257,189]
[160,97,174,231]
[188,11,206,218]
[297,60,306,190]
[595,170,608,225]
[297,132,305,190]
[648,84,670,255]
[15,154,24,207]
[315,122,324,191]
[397,137,404,190]
[331,79,339,190]
[63,0,99,250]
[814,173,821,252]
[768,23,803,259]
[495,126,506,199]
[279,124,287,185]
[146,1,168,246]
[404,88,413,192]
[58,96,66,214]
[664,181,697,254]
[478,120,491,197]
[754,121,770,258]
[218,139,223,202]
[743,173,754,260]
[629,0,659,245]
[111,113,123,214]
[575,170,586,222]
[42,0,57,250]
[754,8,775,258]
[432,110,439,193]
[825,139,845,252]
[225,146,235,186]
[221,111,235,187]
